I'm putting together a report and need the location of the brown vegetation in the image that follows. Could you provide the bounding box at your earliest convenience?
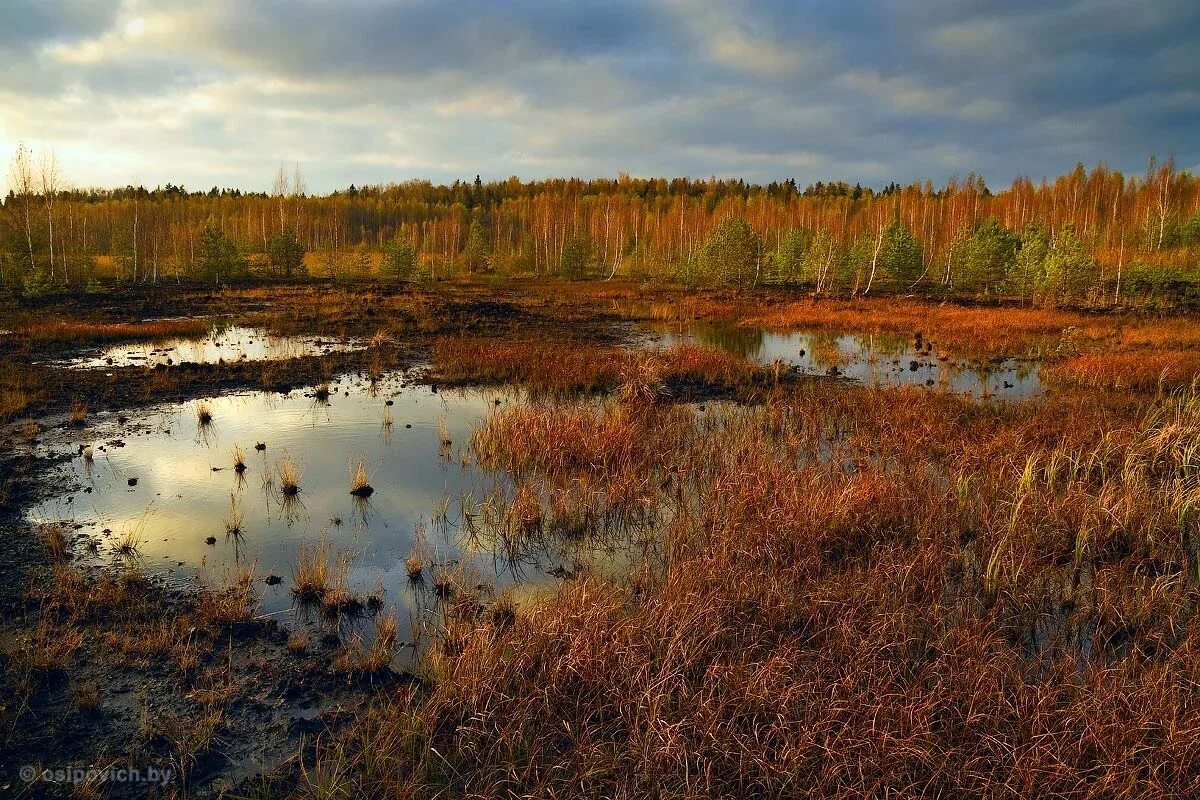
[311,379,1200,798]
[1050,350,1200,391]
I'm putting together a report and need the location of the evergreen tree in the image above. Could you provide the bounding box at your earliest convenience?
[559,234,593,280]
[266,228,305,278]
[461,219,489,273]
[381,237,417,281]
[1011,223,1050,301]
[880,221,923,283]
[955,219,1018,291]
[770,228,811,284]
[198,223,243,283]
[1041,225,1098,302]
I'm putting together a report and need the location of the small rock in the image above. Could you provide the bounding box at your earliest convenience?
[127,477,138,487]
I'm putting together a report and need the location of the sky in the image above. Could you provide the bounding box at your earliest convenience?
[1,0,1198,195]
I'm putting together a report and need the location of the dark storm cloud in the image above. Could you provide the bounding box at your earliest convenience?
[0,0,1196,192]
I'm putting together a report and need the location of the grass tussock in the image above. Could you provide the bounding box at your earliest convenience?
[68,400,88,426]
[224,493,244,536]
[335,611,400,675]
[39,522,71,562]
[195,400,213,425]
[349,457,374,497]
[277,451,302,495]
[292,539,332,602]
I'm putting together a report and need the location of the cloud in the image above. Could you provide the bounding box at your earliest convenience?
[0,0,1196,194]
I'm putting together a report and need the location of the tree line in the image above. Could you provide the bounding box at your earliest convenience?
[4,145,1199,306]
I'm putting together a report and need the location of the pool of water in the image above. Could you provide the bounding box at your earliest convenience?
[643,321,1042,399]
[58,325,365,369]
[27,373,648,653]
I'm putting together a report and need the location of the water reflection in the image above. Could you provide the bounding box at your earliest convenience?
[58,325,365,370]
[645,321,1042,399]
[27,373,652,658]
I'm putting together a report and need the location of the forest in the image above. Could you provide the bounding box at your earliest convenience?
[4,146,1200,306]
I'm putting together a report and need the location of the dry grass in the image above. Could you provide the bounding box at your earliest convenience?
[431,337,621,393]
[224,493,244,536]
[113,524,145,557]
[14,316,212,343]
[349,457,373,497]
[195,400,213,424]
[277,451,302,495]
[743,296,1200,358]
[1050,350,1200,391]
[68,400,88,426]
[313,379,1200,798]
[232,444,247,473]
[0,386,31,421]
[433,336,768,397]
[292,539,332,602]
[39,522,71,562]
[335,611,401,675]
[6,617,85,696]
[196,560,259,625]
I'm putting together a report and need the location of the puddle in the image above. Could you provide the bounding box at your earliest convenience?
[56,325,365,369]
[28,373,649,658]
[643,321,1042,399]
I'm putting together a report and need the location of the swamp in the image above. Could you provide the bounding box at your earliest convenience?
[1,277,1199,797]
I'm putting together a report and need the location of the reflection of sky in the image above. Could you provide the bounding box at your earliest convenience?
[28,374,643,634]
[56,326,364,369]
[646,322,1042,399]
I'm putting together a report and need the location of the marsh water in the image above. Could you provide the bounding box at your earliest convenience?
[643,321,1043,399]
[58,324,365,369]
[25,318,1043,661]
[27,373,650,655]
